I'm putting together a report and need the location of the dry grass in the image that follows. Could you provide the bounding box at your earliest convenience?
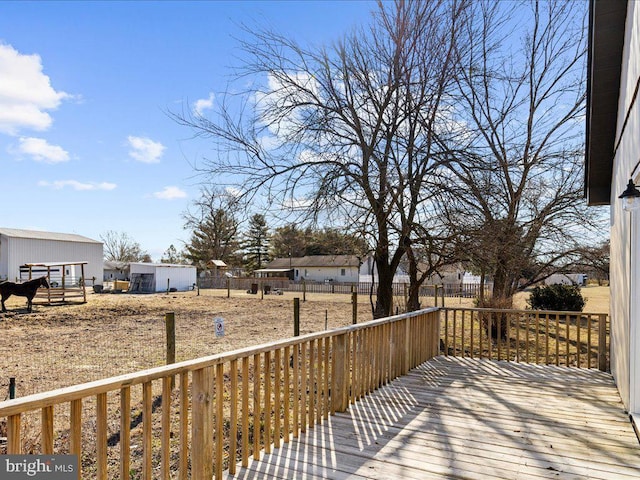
[0,285,610,478]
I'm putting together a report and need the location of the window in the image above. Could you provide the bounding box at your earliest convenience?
[341,268,346,276]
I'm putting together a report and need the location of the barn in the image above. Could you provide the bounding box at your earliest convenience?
[129,262,197,293]
[0,228,103,285]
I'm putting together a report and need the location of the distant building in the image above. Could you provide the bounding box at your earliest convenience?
[0,228,103,285]
[103,261,130,281]
[544,273,587,287]
[256,255,360,283]
[129,262,197,292]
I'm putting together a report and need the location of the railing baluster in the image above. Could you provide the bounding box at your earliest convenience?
[478,311,483,359]
[506,313,511,361]
[452,310,457,356]
[142,382,152,480]
[70,398,83,477]
[525,314,529,363]
[323,336,330,419]
[545,315,550,365]
[461,310,465,358]
[283,346,291,443]
[264,351,272,453]
[161,377,172,480]
[179,373,189,479]
[566,314,571,366]
[577,313,582,368]
[300,342,307,433]
[41,405,54,454]
[253,353,261,459]
[97,392,108,480]
[273,350,281,447]
[308,339,317,421]
[587,315,593,368]
[119,388,130,479]
[215,363,224,479]
[293,345,300,434]
[444,308,449,356]
[516,313,520,362]
[7,414,21,454]
[555,315,560,367]
[229,359,238,475]
[470,310,474,359]
[241,356,250,465]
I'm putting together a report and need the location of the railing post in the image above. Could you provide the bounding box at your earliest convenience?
[332,332,349,412]
[191,366,214,479]
[598,314,608,371]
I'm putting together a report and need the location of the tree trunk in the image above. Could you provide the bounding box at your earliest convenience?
[373,251,395,318]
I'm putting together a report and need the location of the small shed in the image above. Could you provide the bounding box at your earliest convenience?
[129,263,196,293]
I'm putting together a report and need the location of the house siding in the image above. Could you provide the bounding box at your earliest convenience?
[610,0,640,411]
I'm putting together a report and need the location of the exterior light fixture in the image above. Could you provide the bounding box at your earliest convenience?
[619,179,640,211]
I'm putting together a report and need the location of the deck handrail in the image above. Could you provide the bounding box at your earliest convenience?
[0,307,440,479]
[441,307,609,371]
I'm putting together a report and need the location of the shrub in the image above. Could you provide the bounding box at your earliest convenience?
[527,283,586,312]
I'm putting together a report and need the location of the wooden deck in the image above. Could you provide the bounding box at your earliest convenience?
[226,356,640,479]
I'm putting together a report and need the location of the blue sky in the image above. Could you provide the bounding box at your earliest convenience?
[0,1,375,260]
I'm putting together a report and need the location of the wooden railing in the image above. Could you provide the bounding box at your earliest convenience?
[0,308,439,479]
[441,308,609,371]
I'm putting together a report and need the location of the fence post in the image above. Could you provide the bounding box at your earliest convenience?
[441,285,445,307]
[598,314,607,371]
[294,298,300,336]
[303,280,306,302]
[9,377,15,399]
[227,278,230,298]
[166,312,176,388]
[352,291,358,324]
[434,285,438,307]
[167,278,170,294]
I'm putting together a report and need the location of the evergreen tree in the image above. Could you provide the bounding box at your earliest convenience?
[184,208,240,269]
[243,214,270,273]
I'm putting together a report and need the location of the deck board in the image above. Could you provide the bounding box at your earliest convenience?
[225,356,640,480]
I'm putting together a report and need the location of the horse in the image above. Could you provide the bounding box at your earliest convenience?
[0,276,50,313]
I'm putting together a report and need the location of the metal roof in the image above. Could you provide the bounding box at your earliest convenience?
[264,255,360,269]
[0,228,101,244]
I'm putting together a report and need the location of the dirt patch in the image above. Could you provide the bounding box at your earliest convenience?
[0,288,378,398]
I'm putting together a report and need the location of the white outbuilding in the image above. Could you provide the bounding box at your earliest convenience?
[0,228,103,285]
[129,262,197,293]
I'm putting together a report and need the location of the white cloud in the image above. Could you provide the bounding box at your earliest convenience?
[38,180,117,191]
[17,137,69,163]
[193,92,215,115]
[127,136,165,163]
[154,186,187,200]
[0,43,69,135]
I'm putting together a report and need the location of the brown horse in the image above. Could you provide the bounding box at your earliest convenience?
[0,276,50,313]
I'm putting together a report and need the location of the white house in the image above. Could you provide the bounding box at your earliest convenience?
[129,262,197,292]
[256,255,360,283]
[0,228,103,285]
[586,0,639,429]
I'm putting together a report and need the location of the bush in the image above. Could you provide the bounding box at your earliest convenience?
[527,283,586,312]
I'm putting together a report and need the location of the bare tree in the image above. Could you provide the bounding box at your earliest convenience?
[101,231,149,263]
[172,0,469,317]
[438,0,597,309]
